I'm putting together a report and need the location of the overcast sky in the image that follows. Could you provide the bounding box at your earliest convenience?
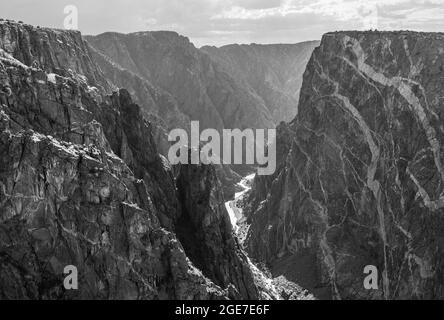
[2,0,444,47]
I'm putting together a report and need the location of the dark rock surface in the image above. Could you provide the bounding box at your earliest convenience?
[175,161,259,299]
[245,31,444,299]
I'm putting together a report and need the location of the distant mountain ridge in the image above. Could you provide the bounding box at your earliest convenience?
[85,31,318,130]
[202,41,319,123]
[85,31,274,133]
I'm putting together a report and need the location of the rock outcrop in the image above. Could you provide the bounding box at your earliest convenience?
[175,161,259,299]
[0,21,112,94]
[245,31,444,299]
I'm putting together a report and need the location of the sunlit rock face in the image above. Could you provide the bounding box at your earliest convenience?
[245,31,444,299]
[0,21,113,94]
[202,41,319,124]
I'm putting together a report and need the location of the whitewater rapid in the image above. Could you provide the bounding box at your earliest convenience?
[224,173,256,233]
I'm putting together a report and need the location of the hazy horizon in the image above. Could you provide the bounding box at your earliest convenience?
[1,0,444,47]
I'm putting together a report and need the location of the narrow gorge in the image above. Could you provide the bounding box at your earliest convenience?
[1,17,444,301]
[0,20,313,300]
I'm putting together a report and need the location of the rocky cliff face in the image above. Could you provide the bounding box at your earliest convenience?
[176,161,259,299]
[245,31,444,299]
[85,31,274,132]
[86,42,189,156]
[0,21,112,94]
[0,20,304,300]
[202,42,319,123]
[0,45,218,299]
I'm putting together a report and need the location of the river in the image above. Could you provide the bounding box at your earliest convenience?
[224,173,256,233]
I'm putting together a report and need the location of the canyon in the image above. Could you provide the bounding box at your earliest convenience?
[2,18,444,301]
[84,29,316,195]
[0,20,312,300]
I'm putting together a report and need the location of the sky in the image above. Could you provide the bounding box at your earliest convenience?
[2,0,444,47]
